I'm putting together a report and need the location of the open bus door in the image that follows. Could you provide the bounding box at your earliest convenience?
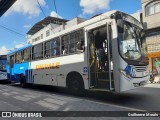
[88,23,114,91]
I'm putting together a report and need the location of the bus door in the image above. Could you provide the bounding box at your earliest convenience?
[88,24,114,90]
[9,55,15,80]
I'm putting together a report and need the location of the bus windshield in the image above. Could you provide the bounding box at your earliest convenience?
[0,60,7,71]
[118,22,147,60]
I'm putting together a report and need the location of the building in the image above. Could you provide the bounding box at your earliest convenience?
[142,0,160,71]
[27,17,86,44]
[27,17,68,43]
[131,11,142,22]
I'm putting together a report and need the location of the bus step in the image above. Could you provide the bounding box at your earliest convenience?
[97,79,114,89]
[97,79,114,82]
[96,72,113,79]
[89,88,115,92]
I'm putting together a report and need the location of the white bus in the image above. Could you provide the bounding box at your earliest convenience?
[0,55,7,80]
[7,10,149,94]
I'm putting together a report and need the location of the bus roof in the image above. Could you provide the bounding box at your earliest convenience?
[32,10,141,46]
[31,10,119,45]
[8,44,32,55]
[8,10,141,54]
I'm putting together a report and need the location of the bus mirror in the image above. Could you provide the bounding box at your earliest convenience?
[117,19,124,33]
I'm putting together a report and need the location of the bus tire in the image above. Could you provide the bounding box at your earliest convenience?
[20,73,26,88]
[67,73,84,96]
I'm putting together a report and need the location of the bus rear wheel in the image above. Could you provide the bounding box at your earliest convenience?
[20,74,26,88]
[67,74,84,96]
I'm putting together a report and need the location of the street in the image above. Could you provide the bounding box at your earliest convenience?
[0,82,160,120]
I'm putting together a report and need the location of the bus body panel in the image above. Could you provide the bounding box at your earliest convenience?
[9,62,30,83]
[29,53,89,89]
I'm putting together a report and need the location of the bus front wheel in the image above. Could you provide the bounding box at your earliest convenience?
[67,73,84,96]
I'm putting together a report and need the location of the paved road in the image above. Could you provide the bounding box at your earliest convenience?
[0,82,159,120]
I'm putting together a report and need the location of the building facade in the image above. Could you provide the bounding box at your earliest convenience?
[27,17,86,44]
[142,0,160,71]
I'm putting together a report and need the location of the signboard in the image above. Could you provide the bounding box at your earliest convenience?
[0,55,7,60]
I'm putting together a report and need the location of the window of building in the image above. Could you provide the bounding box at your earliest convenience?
[146,2,160,16]
[46,30,50,37]
[32,43,43,60]
[155,3,160,13]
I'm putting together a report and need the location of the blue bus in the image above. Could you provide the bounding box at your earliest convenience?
[0,55,7,80]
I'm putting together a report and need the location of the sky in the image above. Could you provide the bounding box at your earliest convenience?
[0,0,142,55]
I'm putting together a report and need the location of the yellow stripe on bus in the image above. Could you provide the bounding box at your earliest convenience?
[36,62,60,70]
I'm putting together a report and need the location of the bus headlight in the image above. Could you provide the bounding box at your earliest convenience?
[119,68,132,79]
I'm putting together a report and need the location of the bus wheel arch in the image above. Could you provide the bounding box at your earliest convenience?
[66,72,85,95]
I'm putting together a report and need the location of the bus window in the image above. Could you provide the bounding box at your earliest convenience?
[32,43,43,60]
[10,55,14,68]
[62,35,69,55]
[44,41,51,58]
[69,32,76,53]
[62,29,84,55]
[75,30,85,52]
[62,45,68,55]
[15,51,22,63]
[51,38,60,57]
[76,41,84,52]
[24,48,31,61]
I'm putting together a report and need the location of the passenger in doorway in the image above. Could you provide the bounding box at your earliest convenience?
[62,46,68,55]
[76,41,84,52]
[95,30,105,71]
[154,58,160,74]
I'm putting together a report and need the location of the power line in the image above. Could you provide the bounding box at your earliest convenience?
[53,0,58,17]
[37,0,55,33]
[0,24,25,37]
[37,0,46,18]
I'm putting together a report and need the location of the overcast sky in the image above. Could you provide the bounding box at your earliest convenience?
[0,0,142,55]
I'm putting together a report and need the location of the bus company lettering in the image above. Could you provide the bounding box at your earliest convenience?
[36,62,60,70]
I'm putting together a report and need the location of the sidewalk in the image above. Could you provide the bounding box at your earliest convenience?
[144,83,160,88]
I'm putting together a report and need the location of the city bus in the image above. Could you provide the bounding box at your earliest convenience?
[0,55,7,80]
[7,10,149,94]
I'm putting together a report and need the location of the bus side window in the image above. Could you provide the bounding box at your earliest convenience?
[62,36,69,55]
[76,30,85,53]
[15,51,22,63]
[44,41,51,58]
[51,38,60,57]
[61,29,84,55]
[32,43,43,60]
[10,55,14,68]
[24,48,31,61]
[62,45,68,55]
